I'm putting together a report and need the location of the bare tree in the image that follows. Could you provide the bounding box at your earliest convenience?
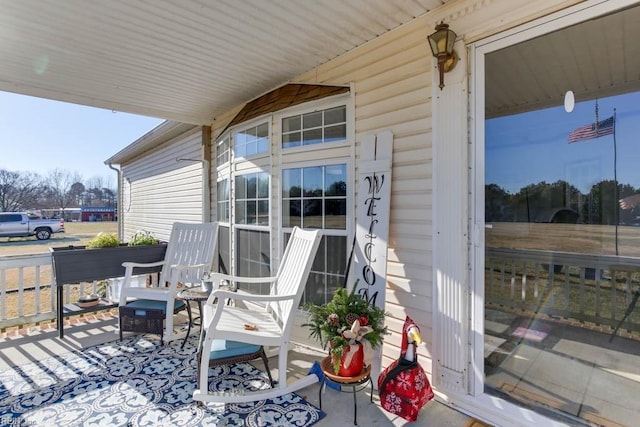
[45,168,83,219]
[0,167,116,212]
[69,181,86,206]
[88,187,104,205]
[102,187,116,206]
[86,176,104,191]
[0,169,43,212]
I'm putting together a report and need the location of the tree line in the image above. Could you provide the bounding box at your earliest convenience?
[486,179,639,225]
[0,168,116,214]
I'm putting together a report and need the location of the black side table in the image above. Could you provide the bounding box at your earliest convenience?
[176,287,210,349]
[319,357,373,426]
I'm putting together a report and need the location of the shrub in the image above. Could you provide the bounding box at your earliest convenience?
[128,230,159,246]
[85,233,120,249]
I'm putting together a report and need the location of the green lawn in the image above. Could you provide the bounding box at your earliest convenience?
[0,222,118,256]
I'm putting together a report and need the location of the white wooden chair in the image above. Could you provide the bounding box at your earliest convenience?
[193,226,322,404]
[118,222,218,343]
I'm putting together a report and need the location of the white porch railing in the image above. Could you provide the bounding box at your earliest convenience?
[3,250,640,335]
[486,247,640,334]
[0,253,106,330]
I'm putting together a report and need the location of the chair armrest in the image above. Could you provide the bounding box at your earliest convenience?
[206,272,278,284]
[204,291,298,329]
[210,289,296,303]
[171,263,209,272]
[122,260,166,269]
[121,260,166,291]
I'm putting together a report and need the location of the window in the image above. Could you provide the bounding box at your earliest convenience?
[235,228,271,293]
[0,214,22,222]
[218,225,230,274]
[216,179,230,223]
[216,134,230,167]
[282,164,348,305]
[235,172,269,226]
[282,164,347,229]
[286,232,347,306]
[218,96,351,304]
[234,122,269,158]
[478,6,640,425]
[282,106,346,149]
[233,171,271,293]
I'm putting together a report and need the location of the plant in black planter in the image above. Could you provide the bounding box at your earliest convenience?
[85,230,160,249]
[51,230,167,285]
[128,230,160,246]
[85,233,120,248]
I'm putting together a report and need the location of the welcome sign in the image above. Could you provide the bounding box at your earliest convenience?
[352,131,393,309]
[352,131,393,384]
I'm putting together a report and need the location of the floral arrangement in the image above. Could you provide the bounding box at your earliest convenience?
[304,284,388,375]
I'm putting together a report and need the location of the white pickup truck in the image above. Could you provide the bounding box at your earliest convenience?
[0,212,65,240]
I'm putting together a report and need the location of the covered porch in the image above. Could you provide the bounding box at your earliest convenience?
[0,310,470,427]
[4,1,640,426]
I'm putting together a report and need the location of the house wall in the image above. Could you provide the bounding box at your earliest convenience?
[296,20,437,372]
[205,0,584,380]
[297,0,584,386]
[120,127,204,242]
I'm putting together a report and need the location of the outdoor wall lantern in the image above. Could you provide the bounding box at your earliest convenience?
[427,22,458,90]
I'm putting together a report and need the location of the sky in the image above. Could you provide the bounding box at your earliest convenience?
[486,90,640,194]
[0,91,165,187]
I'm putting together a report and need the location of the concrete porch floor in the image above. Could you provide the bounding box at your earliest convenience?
[485,309,640,427]
[0,313,475,427]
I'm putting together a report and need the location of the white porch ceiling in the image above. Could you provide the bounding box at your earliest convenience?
[486,4,640,118]
[0,0,447,125]
[3,1,636,125]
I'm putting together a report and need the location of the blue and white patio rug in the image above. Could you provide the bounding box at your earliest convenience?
[0,335,325,426]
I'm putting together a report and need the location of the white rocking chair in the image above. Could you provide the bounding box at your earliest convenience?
[193,226,322,404]
[118,222,218,343]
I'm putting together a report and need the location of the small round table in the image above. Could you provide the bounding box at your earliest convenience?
[176,287,210,349]
[318,356,373,426]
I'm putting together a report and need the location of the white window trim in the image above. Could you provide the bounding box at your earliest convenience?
[467,0,635,425]
[277,156,354,261]
[231,168,271,276]
[232,118,271,162]
[275,95,352,156]
[231,168,271,228]
[215,176,230,225]
[215,134,231,170]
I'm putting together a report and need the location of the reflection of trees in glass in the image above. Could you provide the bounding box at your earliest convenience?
[326,180,346,196]
[486,179,640,225]
[485,184,510,221]
[584,180,615,225]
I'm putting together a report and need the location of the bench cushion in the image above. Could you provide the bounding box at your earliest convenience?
[125,298,186,315]
[209,340,262,361]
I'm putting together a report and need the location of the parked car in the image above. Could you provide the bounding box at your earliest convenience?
[0,212,65,240]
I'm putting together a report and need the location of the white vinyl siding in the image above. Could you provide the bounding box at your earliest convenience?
[121,128,204,242]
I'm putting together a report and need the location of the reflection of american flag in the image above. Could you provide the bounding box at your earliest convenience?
[567,116,614,143]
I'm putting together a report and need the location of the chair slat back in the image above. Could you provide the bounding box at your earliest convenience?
[159,222,219,286]
[268,227,322,333]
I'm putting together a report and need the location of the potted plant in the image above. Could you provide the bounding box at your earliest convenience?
[85,232,120,248]
[51,230,167,284]
[304,284,388,376]
[127,230,161,246]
